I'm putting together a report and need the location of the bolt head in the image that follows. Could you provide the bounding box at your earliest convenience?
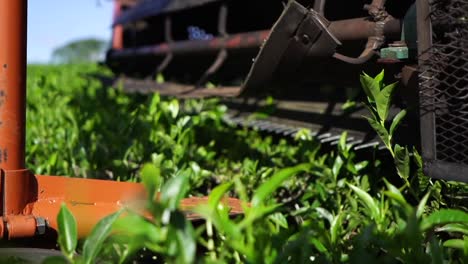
[35,217,47,235]
[301,34,310,45]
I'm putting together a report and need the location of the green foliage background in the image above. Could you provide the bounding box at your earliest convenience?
[50,38,107,64]
[24,64,468,263]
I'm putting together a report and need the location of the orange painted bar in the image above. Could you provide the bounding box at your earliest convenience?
[29,175,244,238]
[0,0,28,170]
[112,2,124,50]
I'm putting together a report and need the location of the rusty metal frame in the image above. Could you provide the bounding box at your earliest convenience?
[416,0,468,182]
[108,16,400,59]
[0,0,242,240]
[195,3,229,88]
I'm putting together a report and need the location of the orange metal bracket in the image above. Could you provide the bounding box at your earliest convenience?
[0,0,242,240]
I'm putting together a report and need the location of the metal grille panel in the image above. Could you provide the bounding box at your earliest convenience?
[419,0,468,180]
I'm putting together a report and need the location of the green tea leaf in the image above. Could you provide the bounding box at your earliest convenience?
[360,73,379,102]
[168,99,179,119]
[195,204,241,241]
[140,163,161,201]
[332,156,344,178]
[374,70,385,87]
[429,237,444,264]
[443,239,467,250]
[252,164,310,207]
[310,238,327,253]
[421,209,468,231]
[436,223,468,235]
[269,213,289,229]
[375,82,397,121]
[156,73,165,84]
[82,210,123,264]
[389,109,407,136]
[316,207,334,224]
[160,171,190,211]
[383,179,407,207]
[416,191,431,219]
[366,117,390,146]
[113,213,162,243]
[348,184,380,221]
[338,131,348,156]
[170,211,196,264]
[208,182,233,210]
[57,203,78,256]
[394,144,410,180]
[330,212,343,244]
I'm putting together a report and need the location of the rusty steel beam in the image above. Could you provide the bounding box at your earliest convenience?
[112,30,270,58]
[329,17,401,42]
[109,17,401,59]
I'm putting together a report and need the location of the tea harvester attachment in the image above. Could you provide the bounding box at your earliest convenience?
[106,0,468,182]
[0,0,243,258]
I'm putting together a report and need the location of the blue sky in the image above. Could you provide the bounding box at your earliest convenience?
[27,0,114,63]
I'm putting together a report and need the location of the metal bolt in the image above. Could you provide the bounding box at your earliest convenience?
[35,217,47,235]
[301,34,310,45]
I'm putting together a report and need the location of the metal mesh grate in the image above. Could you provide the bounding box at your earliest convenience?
[419,0,468,164]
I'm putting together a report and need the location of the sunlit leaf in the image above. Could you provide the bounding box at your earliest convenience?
[167,99,179,119]
[366,117,390,147]
[421,209,468,231]
[330,212,343,244]
[394,144,410,180]
[160,171,190,211]
[443,239,467,250]
[57,203,78,256]
[383,179,408,207]
[170,211,196,263]
[82,210,123,264]
[348,184,380,221]
[436,223,468,235]
[140,163,161,201]
[208,182,233,210]
[252,164,310,206]
[389,109,407,137]
[416,191,431,219]
[360,73,379,102]
[375,82,397,122]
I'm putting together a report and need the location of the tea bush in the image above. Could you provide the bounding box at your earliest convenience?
[24,65,468,263]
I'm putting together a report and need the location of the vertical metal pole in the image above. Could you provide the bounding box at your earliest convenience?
[417,0,436,161]
[0,0,27,170]
[112,2,124,50]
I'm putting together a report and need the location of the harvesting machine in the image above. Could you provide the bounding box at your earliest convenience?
[0,0,466,260]
[106,0,468,182]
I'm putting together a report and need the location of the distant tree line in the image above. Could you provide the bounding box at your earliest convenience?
[51,38,108,64]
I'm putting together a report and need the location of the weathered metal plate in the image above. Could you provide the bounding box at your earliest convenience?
[240,1,339,97]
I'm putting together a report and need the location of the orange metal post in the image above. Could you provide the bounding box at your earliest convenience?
[112,2,124,50]
[0,0,27,170]
[0,0,243,240]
